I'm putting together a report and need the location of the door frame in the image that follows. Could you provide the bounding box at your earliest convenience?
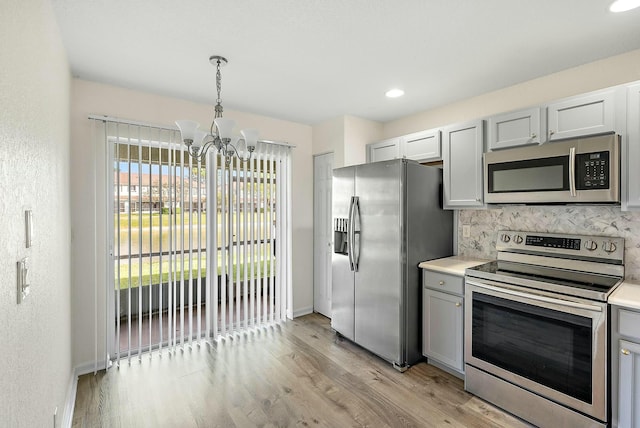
[313,152,334,317]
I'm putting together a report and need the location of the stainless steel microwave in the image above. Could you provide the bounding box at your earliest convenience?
[484,133,620,204]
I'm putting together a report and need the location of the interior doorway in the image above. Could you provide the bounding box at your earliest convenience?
[313,152,334,317]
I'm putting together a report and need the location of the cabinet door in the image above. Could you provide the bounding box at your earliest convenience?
[488,107,543,150]
[627,83,640,209]
[422,288,464,372]
[401,129,441,162]
[547,90,616,141]
[618,340,640,428]
[442,120,484,208]
[367,138,399,163]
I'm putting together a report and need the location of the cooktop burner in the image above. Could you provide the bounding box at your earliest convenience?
[465,230,625,302]
[467,260,620,295]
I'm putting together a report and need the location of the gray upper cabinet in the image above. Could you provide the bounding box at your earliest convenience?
[547,89,617,141]
[367,138,400,162]
[627,82,640,209]
[401,129,441,162]
[487,107,544,150]
[443,120,485,209]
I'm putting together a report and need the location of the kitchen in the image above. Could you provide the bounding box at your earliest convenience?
[330,74,640,426]
[6,1,640,427]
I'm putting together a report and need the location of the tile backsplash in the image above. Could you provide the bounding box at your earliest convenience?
[457,205,640,280]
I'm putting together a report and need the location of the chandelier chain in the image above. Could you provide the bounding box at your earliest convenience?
[215,58,223,118]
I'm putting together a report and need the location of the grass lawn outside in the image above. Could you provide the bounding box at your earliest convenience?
[116,253,273,289]
[115,212,276,289]
[115,212,273,256]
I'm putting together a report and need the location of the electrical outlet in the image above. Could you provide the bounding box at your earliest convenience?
[462,224,471,238]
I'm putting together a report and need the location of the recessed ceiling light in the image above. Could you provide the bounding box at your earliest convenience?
[385,88,405,98]
[609,0,640,12]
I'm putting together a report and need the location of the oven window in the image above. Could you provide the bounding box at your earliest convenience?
[488,155,569,193]
[472,293,592,403]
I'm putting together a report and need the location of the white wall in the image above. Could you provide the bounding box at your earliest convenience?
[312,115,382,168]
[70,79,313,368]
[0,0,72,426]
[312,116,345,166]
[344,116,382,166]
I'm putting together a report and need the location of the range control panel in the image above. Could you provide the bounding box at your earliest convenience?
[525,235,581,250]
[496,230,624,262]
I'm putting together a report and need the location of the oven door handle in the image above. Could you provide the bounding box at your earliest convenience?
[467,280,602,313]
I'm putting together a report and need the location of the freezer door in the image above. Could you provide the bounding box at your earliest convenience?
[354,160,403,364]
[331,166,355,340]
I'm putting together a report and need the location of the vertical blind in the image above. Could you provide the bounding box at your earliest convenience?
[92,117,292,366]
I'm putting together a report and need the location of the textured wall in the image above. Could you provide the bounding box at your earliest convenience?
[458,206,640,280]
[0,0,71,426]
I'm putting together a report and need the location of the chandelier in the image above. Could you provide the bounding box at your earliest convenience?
[175,55,258,164]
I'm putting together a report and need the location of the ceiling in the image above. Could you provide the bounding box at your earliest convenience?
[51,0,640,125]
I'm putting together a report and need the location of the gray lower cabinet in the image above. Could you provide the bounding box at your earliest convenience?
[614,306,640,427]
[618,339,640,427]
[422,269,464,377]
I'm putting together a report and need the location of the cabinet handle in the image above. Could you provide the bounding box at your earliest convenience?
[549,130,555,136]
[622,349,631,355]
[455,302,462,307]
[439,281,445,285]
[531,133,537,139]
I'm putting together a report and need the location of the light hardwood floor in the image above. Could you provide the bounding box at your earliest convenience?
[72,313,531,427]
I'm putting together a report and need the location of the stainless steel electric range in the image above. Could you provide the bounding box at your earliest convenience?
[464,230,625,428]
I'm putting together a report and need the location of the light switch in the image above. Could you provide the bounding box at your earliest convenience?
[462,224,471,238]
[25,209,33,248]
[17,257,30,304]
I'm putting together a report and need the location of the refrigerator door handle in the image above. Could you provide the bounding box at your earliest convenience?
[347,196,356,271]
[352,197,361,272]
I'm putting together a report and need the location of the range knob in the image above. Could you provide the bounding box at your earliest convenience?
[500,233,511,243]
[603,241,617,253]
[513,234,523,244]
[584,240,598,251]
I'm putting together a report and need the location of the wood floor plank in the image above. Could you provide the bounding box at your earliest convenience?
[73,313,532,427]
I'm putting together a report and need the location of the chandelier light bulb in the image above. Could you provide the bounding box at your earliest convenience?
[175,120,200,144]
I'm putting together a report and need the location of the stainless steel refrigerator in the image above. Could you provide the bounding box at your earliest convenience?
[331,158,453,370]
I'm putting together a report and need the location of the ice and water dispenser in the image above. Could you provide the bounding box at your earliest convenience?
[334,218,349,255]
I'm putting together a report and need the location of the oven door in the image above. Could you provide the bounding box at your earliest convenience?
[465,279,608,421]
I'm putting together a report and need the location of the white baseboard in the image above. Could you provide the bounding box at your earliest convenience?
[292,306,313,318]
[62,359,109,428]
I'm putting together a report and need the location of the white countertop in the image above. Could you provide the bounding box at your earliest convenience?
[418,255,490,277]
[609,280,640,311]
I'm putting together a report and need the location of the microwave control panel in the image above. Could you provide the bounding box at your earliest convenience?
[575,151,609,190]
